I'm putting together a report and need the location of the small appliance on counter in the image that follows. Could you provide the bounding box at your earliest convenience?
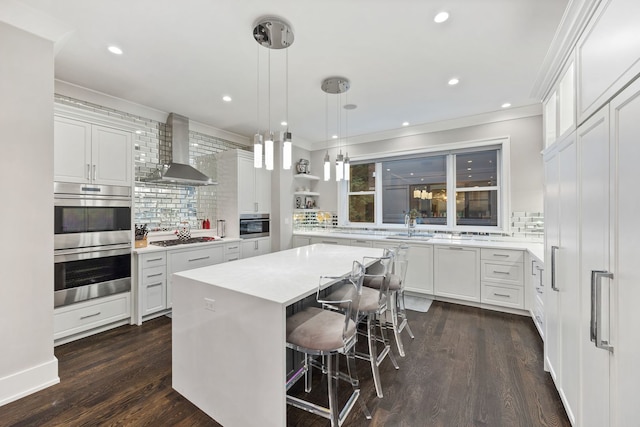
[217,219,226,238]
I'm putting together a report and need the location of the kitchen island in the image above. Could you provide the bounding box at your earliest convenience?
[171,243,384,427]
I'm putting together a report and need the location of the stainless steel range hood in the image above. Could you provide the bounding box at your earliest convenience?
[143,113,217,185]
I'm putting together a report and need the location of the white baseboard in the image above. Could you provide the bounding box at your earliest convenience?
[0,357,59,407]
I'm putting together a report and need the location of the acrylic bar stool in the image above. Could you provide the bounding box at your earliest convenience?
[326,254,400,398]
[285,260,371,427]
[364,245,415,357]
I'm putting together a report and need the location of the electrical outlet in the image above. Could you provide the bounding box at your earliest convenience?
[204,298,215,311]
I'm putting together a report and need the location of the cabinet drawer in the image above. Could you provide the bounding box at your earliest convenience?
[170,246,224,273]
[481,283,523,309]
[350,239,373,247]
[481,248,524,263]
[141,265,166,284]
[54,293,130,339]
[224,243,241,261]
[140,252,167,268]
[481,261,523,285]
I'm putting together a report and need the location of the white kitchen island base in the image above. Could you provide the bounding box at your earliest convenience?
[172,244,384,427]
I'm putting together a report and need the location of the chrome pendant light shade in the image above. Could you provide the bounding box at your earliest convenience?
[253,16,294,170]
[322,77,351,182]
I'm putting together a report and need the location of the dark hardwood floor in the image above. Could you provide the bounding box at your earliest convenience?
[1,301,570,427]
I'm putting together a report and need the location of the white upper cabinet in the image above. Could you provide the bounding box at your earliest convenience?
[543,58,576,149]
[54,116,132,186]
[576,0,640,123]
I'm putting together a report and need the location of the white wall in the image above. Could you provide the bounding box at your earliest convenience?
[311,115,544,215]
[0,22,59,405]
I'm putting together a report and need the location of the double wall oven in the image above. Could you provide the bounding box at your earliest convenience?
[54,182,132,308]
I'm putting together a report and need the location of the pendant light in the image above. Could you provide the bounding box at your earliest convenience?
[321,77,350,181]
[253,17,294,170]
[282,48,292,170]
[253,44,263,168]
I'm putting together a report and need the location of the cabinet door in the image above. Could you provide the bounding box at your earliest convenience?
[544,91,557,148]
[576,0,640,123]
[238,155,256,213]
[610,78,640,426]
[91,125,132,186]
[292,236,311,248]
[141,265,166,315]
[434,246,480,302]
[577,106,610,427]
[254,166,271,213]
[544,131,579,425]
[54,117,91,183]
[404,244,434,295]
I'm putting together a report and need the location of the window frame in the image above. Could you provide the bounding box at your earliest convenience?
[338,137,511,233]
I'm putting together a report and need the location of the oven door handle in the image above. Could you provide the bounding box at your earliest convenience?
[54,244,131,262]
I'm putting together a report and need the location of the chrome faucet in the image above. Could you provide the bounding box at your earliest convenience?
[404,213,416,237]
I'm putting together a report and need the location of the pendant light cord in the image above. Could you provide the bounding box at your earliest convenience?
[256,43,260,133]
[268,47,271,134]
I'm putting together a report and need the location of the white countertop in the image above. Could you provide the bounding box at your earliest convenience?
[133,237,241,254]
[294,230,544,262]
[174,244,384,306]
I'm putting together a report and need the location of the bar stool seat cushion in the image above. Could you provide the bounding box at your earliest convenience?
[327,286,380,313]
[363,273,401,291]
[286,307,355,352]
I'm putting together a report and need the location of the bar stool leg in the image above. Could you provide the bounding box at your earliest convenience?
[390,292,406,357]
[304,354,312,393]
[327,353,339,426]
[366,315,384,398]
[398,290,415,339]
[345,350,372,420]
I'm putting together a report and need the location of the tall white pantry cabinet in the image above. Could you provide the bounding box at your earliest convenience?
[542,0,640,425]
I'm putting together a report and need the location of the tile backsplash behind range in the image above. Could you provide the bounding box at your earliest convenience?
[55,94,249,230]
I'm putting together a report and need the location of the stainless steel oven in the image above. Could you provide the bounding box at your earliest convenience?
[54,182,132,307]
[54,244,131,307]
[54,182,132,250]
[239,213,270,239]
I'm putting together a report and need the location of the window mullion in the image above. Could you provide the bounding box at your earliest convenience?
[446,154,456,228]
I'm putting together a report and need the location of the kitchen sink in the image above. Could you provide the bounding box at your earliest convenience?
[385,233,433,241]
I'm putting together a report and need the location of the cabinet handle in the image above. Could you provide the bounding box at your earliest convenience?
[531,260,536,276]
[447,247,464,250]
[189,256,210,262]
[551,246,559,291]
[254,241,258,250]
[147,257,163,262]
[80,311,101,320]
[493,293,511,298]
[492,270,510,275]
[92,164,97,180]
[493,253,510,257]
[254,202,258,212]
[148,282,163,287]
[228,246,238,250]
[86,164,91,180]
[146,273,163,278]
[227,257,239,261]
[590,270,614,352]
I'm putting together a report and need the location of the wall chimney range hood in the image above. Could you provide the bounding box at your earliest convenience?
[143,113,217,186]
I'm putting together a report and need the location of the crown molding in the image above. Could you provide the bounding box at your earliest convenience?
[530,0,601,101]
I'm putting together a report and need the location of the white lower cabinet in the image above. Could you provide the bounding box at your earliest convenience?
[529,257,545,339]
[434,246,480,302]
[167,246,225,308]
[310,237,349,245]
[54,292,131,345]
[224,242,241,261]
[292,235,311,248]
[404,244,434,295]
[240,237,271,259]
[480,248,525,310]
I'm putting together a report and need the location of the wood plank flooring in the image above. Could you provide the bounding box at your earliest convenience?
[1,301,570,427]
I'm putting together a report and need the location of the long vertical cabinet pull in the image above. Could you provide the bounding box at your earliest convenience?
[590,270,614,352]
[551,246,560,291]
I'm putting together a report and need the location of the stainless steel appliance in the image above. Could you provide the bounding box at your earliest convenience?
[54,182,132,307]
[217,219,226,238]
[239,213,270,239]
[54,182,132,250]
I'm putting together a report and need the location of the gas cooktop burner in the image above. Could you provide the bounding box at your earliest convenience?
[150,237,217,247]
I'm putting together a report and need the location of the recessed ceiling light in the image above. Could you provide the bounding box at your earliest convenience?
[501,102,512,108]
[448,78,459,85]
[107,45,123,55]
[434,12,449,23]
[222,95,232,102]
[332,134,338,139]
[467,160,472,163]
[281,121,287,126]
[343,104,357,110]
[402,121,410,126]
[467,168,472,171]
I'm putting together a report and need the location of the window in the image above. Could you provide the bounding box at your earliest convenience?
[347,163,375,223]
[343,141,506,231]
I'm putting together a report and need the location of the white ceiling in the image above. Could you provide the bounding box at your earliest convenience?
[21,0,568,145]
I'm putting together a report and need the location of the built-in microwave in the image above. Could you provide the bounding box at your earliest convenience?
[239,213,270,239]
[54,182,132,250]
